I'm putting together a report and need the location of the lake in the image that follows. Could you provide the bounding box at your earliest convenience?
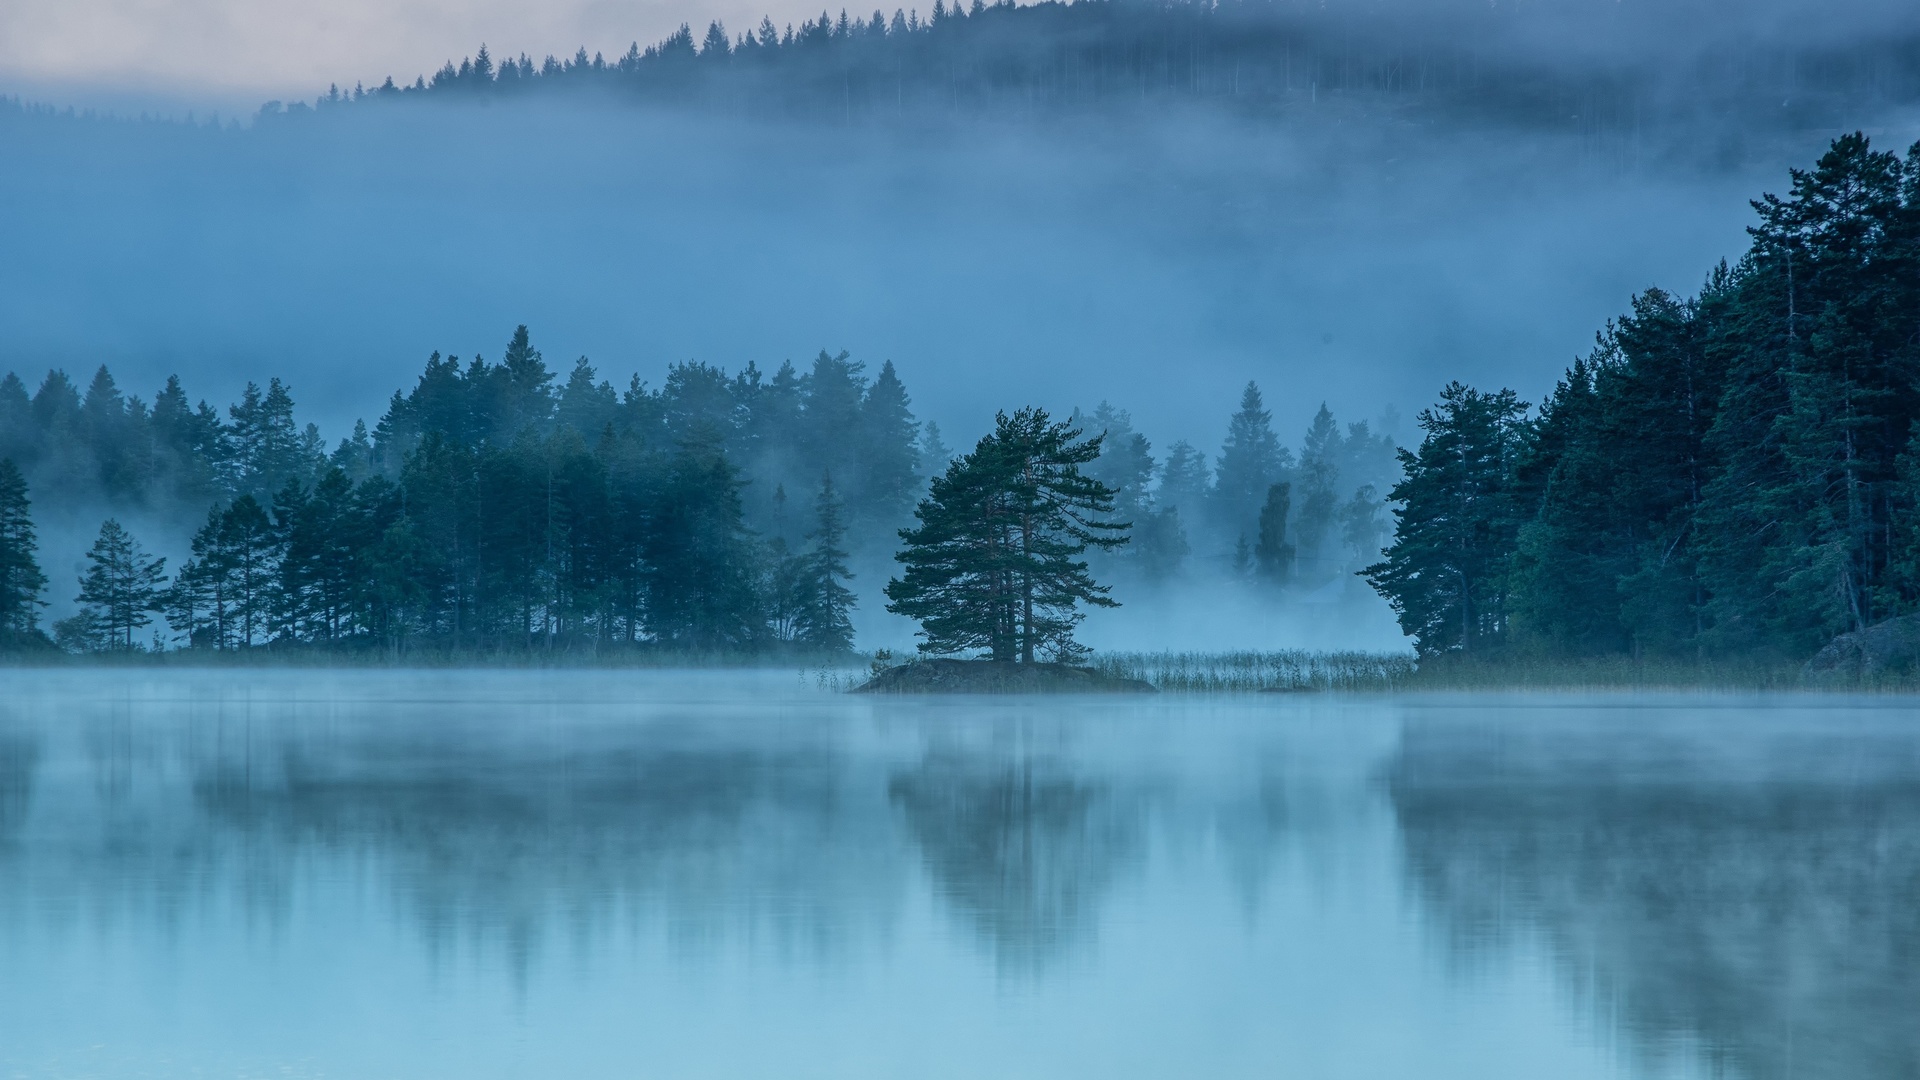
[0,670,1913,1079]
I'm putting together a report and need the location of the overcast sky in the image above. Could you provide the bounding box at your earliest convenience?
[0,0,823,109]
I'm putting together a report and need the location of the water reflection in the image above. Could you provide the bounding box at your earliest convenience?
[0,733,35,847]
[8,675,1915,1079]
[890,753,1141,967]
[1389,703,1920,1080]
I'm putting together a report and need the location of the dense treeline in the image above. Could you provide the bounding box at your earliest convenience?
[1,325,1394,658]
[1369,134,1920,662]
[249,0,1920,145]
[0,333,904,655]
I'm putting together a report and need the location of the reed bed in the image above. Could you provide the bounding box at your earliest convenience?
[1090,650,1418,693]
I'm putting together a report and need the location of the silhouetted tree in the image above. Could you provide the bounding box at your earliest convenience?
[887,408,1127,662]
[62,519,166,652]
[0,460,48,645]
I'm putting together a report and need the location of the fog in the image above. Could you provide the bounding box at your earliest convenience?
[3,671,1915,1076]
[4,0,1920,651]
[0,99,1823,450]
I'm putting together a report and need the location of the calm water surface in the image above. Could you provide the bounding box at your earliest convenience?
[0,670,1914,1079]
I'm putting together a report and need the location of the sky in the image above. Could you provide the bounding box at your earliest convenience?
[0,0,823,110]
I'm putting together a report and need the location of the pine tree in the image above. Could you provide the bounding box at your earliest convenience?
[887,408,1127,662]
[0,459,49,644]
[1363,383,1530,655]
[795,473,858,653]
[1696,134,1920,652]
[167,496,282,649]
[227,378,317,501]
[64,519,167,652]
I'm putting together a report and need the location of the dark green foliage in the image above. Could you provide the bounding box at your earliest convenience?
[793,474,858,653]
[1695,134,1920,653]
[167,495,279,649]
[61,519,166,652]
[887,408,1127,663]
[0,460,48,646]
[640,435,765,651]
[1371,134,1920,662]
[1364,383,1530,656]
[3,326,937,657]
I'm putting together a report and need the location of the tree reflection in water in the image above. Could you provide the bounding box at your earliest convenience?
[1389,710,1920,1080]
[889,753,1143,970]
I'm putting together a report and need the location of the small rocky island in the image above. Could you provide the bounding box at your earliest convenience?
[854,658,1156,694]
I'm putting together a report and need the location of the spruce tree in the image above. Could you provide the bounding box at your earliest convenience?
[795,473,857,653]
[1293,404,1341,579]
[65,519,167,652]
[0,459,48,644]
[1213,381,1289,543]
[860,360,921,530]
[887,408,1127,662]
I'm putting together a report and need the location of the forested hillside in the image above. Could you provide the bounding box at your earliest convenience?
[1368,133,1920,662]
[272,0,1920,152]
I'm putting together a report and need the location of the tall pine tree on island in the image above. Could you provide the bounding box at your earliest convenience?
[0,459,49,647]
[886,408,1128,663]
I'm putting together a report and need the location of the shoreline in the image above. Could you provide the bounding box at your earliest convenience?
[2,651,1916,694]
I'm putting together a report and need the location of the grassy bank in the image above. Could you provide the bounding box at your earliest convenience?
[1091,650,1917,693]
[1089,651,1420,693]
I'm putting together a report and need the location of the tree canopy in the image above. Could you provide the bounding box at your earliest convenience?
[887,408,1127,662]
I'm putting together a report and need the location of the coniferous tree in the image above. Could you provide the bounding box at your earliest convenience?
[1253,482,1295,583]
[0,459,48,645]
[860,360,921,531]
[795,473,857,653]
[1364,383,1530,655]
[62,519,167,652]
[0,375,32,468]
[1695,134,1920,653]
[642,435,765,649]
[887,408,1127,663]
[1293,404,1341,580]
[1157,439,1211,539]
[1213,381,1289,544]
[1133,506,1189,581]
[918,421,954,480]
[1339,485,1388,572]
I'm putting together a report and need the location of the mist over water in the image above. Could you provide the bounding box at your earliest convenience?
[1,671,1914,1078]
